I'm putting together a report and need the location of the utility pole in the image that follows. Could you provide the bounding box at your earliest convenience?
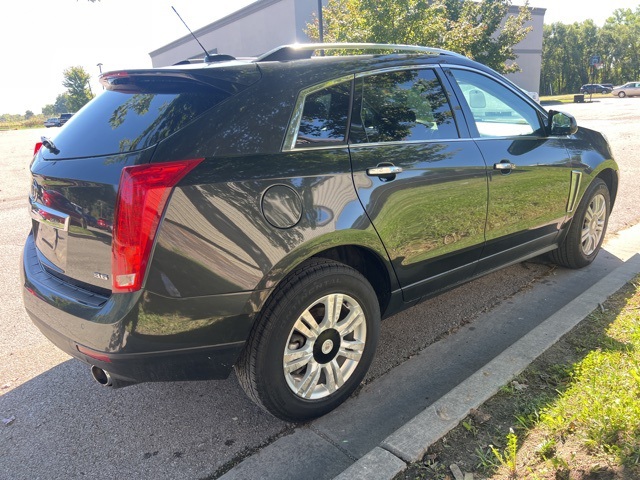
[317,0,324,43]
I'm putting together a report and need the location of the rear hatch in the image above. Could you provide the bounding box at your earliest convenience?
[29,63,259,294]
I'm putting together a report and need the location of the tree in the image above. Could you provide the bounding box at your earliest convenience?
[54,93,71,114]
[540,7,640,95]
[306,0,532,74]
[42,104,56,117]
[25,110,34,120]
[62,66,94,112]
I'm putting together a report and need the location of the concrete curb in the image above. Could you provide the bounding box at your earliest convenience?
[335,251,640,479]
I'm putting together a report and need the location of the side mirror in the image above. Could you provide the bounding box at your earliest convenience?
[549,110,578,135]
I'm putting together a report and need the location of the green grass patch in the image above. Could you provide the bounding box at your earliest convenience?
[396,275,640,479]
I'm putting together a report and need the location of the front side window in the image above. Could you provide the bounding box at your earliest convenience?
[350,69,458,144]
[294,81,352,148]
[449,69,544,138]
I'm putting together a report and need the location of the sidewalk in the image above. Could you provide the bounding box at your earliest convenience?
[220,224,640,480]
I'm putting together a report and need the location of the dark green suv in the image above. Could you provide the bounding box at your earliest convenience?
[22,44,619,421]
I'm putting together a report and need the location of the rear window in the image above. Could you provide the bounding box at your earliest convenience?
[45,78,230,159]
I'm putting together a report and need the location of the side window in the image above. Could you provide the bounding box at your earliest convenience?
[294,81,351,148]
[350,69,458,144]
[449,69,544,138]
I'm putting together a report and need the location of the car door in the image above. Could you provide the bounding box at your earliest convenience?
[349,67,488,301]
[444,67,573,273]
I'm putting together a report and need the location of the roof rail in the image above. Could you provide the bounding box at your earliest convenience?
[256,43,464,62]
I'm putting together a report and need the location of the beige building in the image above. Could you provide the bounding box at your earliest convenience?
[149,0,545,94]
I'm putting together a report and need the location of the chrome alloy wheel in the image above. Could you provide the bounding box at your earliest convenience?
[581,192,607,256]
[283,293,367,400]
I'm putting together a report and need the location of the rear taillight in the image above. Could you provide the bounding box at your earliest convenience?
[34,142,43,156]
[111,159,203,293]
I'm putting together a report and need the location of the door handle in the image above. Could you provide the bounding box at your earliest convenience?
[366,165,403,176]
[493,161,516,170]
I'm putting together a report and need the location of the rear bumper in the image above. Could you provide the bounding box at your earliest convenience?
[21,233,260,382]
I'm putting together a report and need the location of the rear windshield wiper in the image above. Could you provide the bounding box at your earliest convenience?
[40,136,60,155]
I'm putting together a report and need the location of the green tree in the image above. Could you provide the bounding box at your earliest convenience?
[540,7,640,95]
[306,0,532,74]
[42,104,56,117]
[54,93,71,114]
[602,7,640,84]
[25,110,34,119]
[62,66,94,112]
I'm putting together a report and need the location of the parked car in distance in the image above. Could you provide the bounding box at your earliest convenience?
[59,113,74,125]
[601,83,613,90]
[580,83,612,94]
[22,43,619,422]
[43,118,60,128]
[612,81,640,97]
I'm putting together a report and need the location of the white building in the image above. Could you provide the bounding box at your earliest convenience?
[149,0,545,94]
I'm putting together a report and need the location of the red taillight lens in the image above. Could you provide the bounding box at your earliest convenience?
[34,142,43,155]
[77,345,112,363]
[111,159,203,293]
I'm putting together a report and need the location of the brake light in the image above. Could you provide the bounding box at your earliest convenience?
[34,142,43,155]
[111,159,203,293]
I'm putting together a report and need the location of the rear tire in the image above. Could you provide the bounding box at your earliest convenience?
[551,178,610,269]
[235,259,380,422]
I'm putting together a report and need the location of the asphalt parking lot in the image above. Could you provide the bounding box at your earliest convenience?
[1,96,639,479]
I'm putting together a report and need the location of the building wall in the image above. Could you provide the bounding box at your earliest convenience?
[504,6,546,94]
[150,1,545,93]
[150,0,311,67]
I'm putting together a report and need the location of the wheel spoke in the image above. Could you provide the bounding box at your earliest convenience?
[336,306,365,336]
[593,195,606,218]
[338,339,365,361]
[322,294,344,329]
[297,360,321,398]
[585,206,595,223]
[323,360,345,394]
[581,230,595,254]
[294,312,319,340]
[284,344,313,373]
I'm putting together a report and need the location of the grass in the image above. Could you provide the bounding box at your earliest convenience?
[0,115,48,130]
[540,92,613,105]
[396,275,640,479]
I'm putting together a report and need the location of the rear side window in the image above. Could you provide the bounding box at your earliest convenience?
[46,78,230,159]
[294,81,352,148]
[350,69,458,144]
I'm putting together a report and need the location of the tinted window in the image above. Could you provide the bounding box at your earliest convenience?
[295,82,351,147]
[450,69,543,138]
[47,80,230,159]
[350,69,458,144]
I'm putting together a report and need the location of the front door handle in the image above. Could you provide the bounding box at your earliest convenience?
[366,164,404,177]
[494,161,516,171]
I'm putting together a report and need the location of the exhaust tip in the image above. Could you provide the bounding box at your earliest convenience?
[91,366,113,386]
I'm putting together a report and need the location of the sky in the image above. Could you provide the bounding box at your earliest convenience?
[1,0,639,115]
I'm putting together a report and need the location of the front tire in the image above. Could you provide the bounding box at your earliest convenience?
[618,91,626,98]
[235,259,380,422]
[551,178,610,269]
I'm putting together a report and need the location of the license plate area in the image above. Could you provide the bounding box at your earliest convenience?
[30,199,69,273]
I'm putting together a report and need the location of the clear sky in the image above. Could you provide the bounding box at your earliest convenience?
[1,0,638,115]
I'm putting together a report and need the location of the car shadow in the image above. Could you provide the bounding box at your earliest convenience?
[0,359,288,479]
